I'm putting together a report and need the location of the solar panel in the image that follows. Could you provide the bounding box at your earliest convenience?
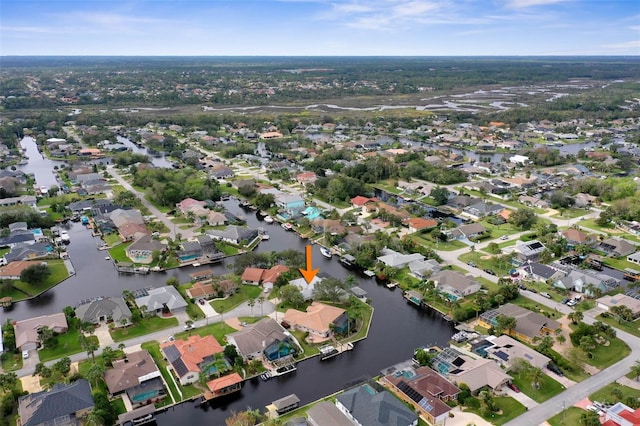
[397,382,422,403]
[452,357,465,367]
[529,242,543,249]
[494,350,509,361]
[418,398,434,413]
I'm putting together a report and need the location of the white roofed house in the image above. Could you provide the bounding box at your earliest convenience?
[513,240,546,263]
[134,286,187,317]
[377,248,425,268]
[408,259,441,280]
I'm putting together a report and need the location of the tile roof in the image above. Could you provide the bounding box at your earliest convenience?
[282,302,345,335]
[161,335,223,377]
[206,372,243,392]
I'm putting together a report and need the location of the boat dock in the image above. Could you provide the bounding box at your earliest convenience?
[319,342,354,360]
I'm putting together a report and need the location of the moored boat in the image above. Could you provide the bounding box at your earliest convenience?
[320,247,332,258]
[263,215,274,223]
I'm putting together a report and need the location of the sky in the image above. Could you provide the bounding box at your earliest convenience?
[1,0,639,56]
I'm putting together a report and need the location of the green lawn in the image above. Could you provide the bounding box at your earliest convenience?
[551,208,591,219]
[218,243,240,256]
[173,321,237,344]
[601,256,640,272]
[597,314,640,338]
[5,260,70,301]
[102,233,122,246]
[409,234,468,251]
[590,383,640,406]
[108,242,132,263]
[210,285,263,313]
[1,352,23,371]
[39,329,99,362]
[510,369,565,402]
[467,396,527,426]
[587,335,630,369]
[547,406,586,426]
[110,316,178,342]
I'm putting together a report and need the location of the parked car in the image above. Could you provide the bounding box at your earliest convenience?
[500,235,509,240]
[547,363,563,376]
[567,299,577,306]
[467,262,477,268]
[561,298,570,304]
[183,324,195,331]
[198,298,206,305]
[507,382,521,393]
[540,292,551,299]
[22,350,29,359]
[484,269,496,276]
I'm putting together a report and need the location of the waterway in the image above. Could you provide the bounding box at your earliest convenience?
[16,137,62,189]
[5,139,456,424]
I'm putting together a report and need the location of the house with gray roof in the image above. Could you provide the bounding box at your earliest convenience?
[135,286,187,316]
[553,269,619,295]
[3,241,53,263]
[485,335,550,370]
[409,259,441,280]
[627,251,640,266]
[306,401,353,426]
[446,223,487,241]
[226,318,294,362]
[525,262,565,283]
[125,235,167,264]
[462,202,503,220]
[110,208,145,228]
[18,379,94,426]
[335,384,418,426]
[67,199,113,213]
[598,238,637,257]
[433,270,481,300]
[75,297,132,327]
[513,240,546,263]
[103,350,165,405]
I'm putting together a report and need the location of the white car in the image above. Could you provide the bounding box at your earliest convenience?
[22,350,29,359]
[183,324,195,331]
[500,235,509,240]
[540,292,552,299]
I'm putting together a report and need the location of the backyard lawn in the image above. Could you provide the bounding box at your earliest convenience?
[587,336,630,369]
[174,321,236,344]
[5,260,70,301]
[39,329,99,362]
[210,285,263,313]
[110,316,178,342]
[590,383,640,406]
[597,314,640,338]
[141,341,181,403]
[547,406,585,426]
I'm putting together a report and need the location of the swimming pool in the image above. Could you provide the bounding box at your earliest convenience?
[303,206,323,220]
[131,389,160,402]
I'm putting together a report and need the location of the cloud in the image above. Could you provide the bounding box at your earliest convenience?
[1,26,55,34]
[505,0,568,8]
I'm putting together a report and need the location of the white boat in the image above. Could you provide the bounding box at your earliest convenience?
[261,233,270,240]
[39,186,49,194]
[263,215,274,223]
[320,247,332,258]
[59,231,70,244]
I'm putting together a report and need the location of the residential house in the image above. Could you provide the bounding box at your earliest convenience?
[289,275,325,301]
[241,267,264,285]
[18,379,94,426]
[14,313,68,351]
[118,223,151,242]
[350,195,378,213]
[135,286,188,316]
[335,384,418,426]
[0,195,37,209]
[446,195,478,210]
[485,335,550,370]
[75,297,132,327]
[207,211,227,226]
[226,318,296,362]
[596,294,640,319]
[206,373,243,399]
[574,192,597,208]
[432,347,512,392]
[176,241,202,263]
[0,225,36,248]
[446,223,487,241]
[513,240,546,263]
[0,260,51,280]
[561,228,597,248]
[433,270,481,300]
[281,302,347,343]
[275,193,305,213]
[161,335,224,385]
[189,269,214,282]
[306,401,354,426]
[524,262,565,283]
[403,217,438,233]
[409,259,441,280]
[125,235,167,264]
[479,303,561,343]
[103,350,165,405]
[382,366,459,426]
[295,172,317,186]
[3,242,53,263]
[261,265,289,291]
[210,165,234,179]
[462,202,503,220]
[601,401,640,426]
[110,209,145,228]
[377,248,425,268]
[598,238,637,257]
[518,195,549,209]
[310,219,346,236]
[554,269,619,295]
[207,225,259,247]
[628,251,640,266]
[176,198,207,217]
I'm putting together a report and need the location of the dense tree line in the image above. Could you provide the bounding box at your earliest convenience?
[132,167,221,207]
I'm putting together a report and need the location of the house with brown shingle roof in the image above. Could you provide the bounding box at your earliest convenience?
[479,303,561,343]
[0,260,46,280]
[382,366,458,426]
[561,228,597,247]
[160,335,224,385]
[103,350,166,405]
[14,313,68,351]
[118,223,151,242]
[206,372,243,399]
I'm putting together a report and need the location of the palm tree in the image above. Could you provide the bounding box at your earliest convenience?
[568,311,583,324]
[85,363,105,387]
[629,361,640,381]
[247,298,256,317]
[101,346,118,366]
[81,335,99,360]
[530,367,543,390]
[257,296,266,316]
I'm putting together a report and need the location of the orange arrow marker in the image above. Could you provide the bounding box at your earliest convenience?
[299,245,319,284]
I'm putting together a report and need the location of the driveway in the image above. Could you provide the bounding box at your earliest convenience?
[92,324,114,347]
[199,301,218,317]
[501,387,539,409]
